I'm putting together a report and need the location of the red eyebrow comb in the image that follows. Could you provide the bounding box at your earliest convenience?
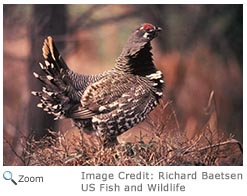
[140,23,155,30]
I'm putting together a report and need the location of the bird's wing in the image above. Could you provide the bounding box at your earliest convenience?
[68,74,156,120]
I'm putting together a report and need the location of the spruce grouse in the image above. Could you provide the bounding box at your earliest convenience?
[32,23,164,144]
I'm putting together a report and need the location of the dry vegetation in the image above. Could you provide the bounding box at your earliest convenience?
[4,92,242,166]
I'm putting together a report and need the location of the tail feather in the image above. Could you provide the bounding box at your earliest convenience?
[32,36,78,120]
[32,85,68,119]
[42,36,68,71]
[32,36,104,120]
[33,72,57,88]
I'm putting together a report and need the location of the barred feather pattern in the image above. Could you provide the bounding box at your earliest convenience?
[32,23,164,144]
[32,36,107,119]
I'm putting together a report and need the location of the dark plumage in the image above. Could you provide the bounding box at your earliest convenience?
[32,23,164,144]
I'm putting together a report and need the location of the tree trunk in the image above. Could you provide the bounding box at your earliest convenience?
[28,5,68,139]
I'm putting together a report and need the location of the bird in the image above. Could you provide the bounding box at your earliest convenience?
[32,23,164,145]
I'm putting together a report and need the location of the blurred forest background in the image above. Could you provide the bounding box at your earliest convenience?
[3,4,243,165]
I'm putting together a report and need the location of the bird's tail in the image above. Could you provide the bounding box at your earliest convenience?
[32,36,73,120]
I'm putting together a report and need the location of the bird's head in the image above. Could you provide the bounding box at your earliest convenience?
[134,23,162,41]
[118,23,162,60]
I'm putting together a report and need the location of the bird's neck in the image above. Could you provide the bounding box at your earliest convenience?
[114,43,158,76]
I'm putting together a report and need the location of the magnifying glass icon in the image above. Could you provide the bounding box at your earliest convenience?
[3,171,17,185]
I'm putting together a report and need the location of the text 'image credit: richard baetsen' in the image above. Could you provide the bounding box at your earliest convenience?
[80,171,243,192]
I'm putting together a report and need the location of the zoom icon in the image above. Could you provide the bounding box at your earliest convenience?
[3,171,17,185]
